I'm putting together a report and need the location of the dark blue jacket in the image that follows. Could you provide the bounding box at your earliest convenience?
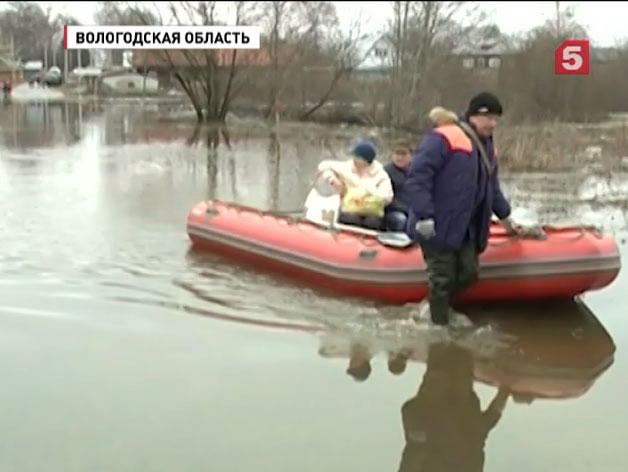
[401,115,511,253]
[383,162,409,214]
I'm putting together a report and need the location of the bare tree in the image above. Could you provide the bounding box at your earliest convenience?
[248,1,339,118]
[95,1,160,65]
[497,11,596,122]
[126,1,259,123]
[298,19,368,120]
[0,1,89,66]
[382,1,485,127]
[98,1,261,123]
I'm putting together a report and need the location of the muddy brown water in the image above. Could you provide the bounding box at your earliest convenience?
[1,101,627,471]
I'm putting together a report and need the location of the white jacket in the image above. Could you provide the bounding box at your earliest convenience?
[317,158,394,204]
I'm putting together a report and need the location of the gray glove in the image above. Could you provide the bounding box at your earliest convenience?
[415,218,435,239]
[500,217,518,236]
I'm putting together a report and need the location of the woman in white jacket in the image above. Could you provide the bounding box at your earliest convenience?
[317,140,394,230]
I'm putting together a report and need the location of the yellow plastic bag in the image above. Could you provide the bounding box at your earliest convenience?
[341,186,385,217]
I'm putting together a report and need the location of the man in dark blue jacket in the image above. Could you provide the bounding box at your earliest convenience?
[402,92,518,325]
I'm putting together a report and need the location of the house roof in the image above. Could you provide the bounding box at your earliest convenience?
[452,41,510,56]
[453,41,620,62]
[132,48,294,68]
[24,60,43,71]
[354,33,395,71]
[592,47,620,62]
[72,67,103,77]
[0,56,20,70]
[450,26,517,56]
[353,30,514,70]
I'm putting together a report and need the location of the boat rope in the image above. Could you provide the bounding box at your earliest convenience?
[210,199,303,226]
[541,223,605,239]
[328,227,365,244]
[358,234,381,247]
[488,223,604,246]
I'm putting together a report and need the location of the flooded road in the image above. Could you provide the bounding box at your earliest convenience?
[0,101,627,471]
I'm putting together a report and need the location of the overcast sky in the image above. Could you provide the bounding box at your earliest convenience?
[24,1,628,47]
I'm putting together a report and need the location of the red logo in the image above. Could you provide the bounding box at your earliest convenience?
[555,39,590,75]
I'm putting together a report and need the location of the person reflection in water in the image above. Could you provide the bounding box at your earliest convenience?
[388,348,413,376]
[346,342,373,382]
[398,342,510,472]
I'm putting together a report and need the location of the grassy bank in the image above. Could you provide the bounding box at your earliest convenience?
[496,118,628,172]
[147,107,628,173]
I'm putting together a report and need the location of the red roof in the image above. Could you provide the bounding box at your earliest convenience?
[133,48,294,68]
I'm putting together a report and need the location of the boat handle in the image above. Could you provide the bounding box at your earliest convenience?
[358,249,378,260]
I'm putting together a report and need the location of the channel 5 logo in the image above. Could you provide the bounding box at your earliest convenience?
[555,39,590,75]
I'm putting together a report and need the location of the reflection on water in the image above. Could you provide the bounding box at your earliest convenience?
[318,299,616,399]
[0,101,101,150]
[397,342,507,472]
[0,101,627,471]
[318,299,616,471]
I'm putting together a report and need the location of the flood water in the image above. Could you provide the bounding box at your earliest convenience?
[1,100,627,471]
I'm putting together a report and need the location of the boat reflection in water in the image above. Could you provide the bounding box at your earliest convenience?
[318,299,616,471]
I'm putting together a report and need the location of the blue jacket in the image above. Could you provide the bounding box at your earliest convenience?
[401,110,511,253]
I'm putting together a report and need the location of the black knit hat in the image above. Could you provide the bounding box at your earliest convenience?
[466,92,503,117]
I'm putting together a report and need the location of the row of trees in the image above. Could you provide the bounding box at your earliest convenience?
[352,1,628,128]
[0,2,90,72]
[99,1,628,127]
[94,1,366,123]
[2,1,628,127]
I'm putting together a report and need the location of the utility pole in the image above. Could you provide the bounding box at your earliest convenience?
[64,48,68,83]
[556,1,561,37]
[11,35,15,82]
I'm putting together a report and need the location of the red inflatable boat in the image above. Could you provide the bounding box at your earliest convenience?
[186,192,621,304]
